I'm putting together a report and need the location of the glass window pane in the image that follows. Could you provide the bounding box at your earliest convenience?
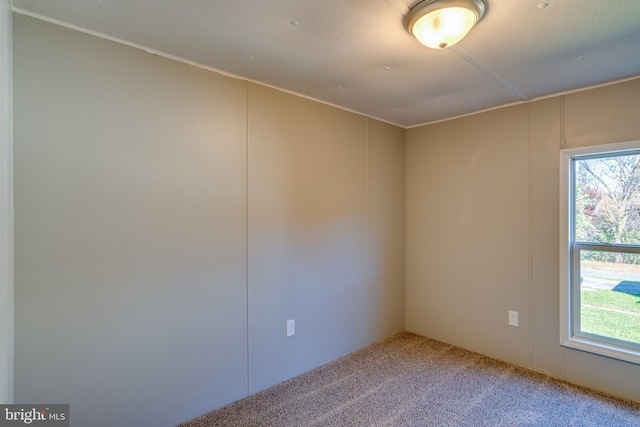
[574,154,640,244]
[579,250,640,345]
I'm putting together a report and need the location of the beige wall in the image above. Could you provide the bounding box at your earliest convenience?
[406,105,531,367]
[248,83,368,392]
[246,84,405,393]
[13,14,405,427]
[406,78,640,403]
[367,119,406,343]
[14,14,250,427]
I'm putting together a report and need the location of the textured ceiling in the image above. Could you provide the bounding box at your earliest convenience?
[12,0,640,128]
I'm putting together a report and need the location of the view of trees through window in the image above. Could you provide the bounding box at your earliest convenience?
[574,153,640,346]
[576,153,640,248]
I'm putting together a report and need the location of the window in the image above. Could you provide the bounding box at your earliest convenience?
[560,140,640,365]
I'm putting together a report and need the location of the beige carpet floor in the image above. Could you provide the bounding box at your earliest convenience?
[180,332,640,426]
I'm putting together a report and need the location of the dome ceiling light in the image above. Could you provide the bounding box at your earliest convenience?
[405,0,487,49]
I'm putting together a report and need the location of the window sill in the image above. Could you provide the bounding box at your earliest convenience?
[562,337,640,365]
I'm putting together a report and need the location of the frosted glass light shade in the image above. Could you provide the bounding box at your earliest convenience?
[405,0,486,49]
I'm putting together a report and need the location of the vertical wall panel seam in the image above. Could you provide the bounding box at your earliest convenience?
[560,96,567,149]
[402,128,406,331]
[403,129,408,331]
[366,118,371,343]
[245,81,251,396]
[560,95,567,380]
[529,103,534,369]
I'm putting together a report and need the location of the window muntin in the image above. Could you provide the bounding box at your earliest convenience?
[561,141,640,365]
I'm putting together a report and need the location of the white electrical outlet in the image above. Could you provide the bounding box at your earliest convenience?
[508,310,519,327]
[286,319,295,337]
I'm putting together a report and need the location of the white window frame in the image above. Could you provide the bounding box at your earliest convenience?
[560,140,640,365]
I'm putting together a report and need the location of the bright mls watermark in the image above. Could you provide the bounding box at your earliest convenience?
[0,405,69,426]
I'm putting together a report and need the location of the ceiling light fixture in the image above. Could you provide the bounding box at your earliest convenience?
[405,0,486,49]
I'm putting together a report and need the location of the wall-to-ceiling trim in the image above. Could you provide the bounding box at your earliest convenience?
[0,0,13,404]
[10,7,404,130]
[406,75,640,130]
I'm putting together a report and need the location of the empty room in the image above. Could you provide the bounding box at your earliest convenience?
[2,1,640,426]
